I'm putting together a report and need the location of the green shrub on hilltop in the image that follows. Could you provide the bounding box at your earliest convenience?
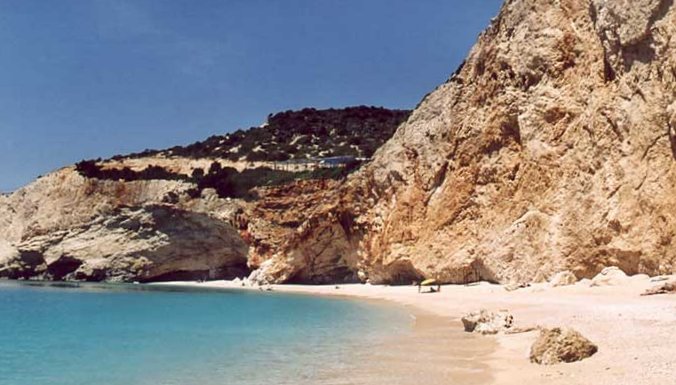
[124,106,410,161]
[76,106,405,199]
[75,161,187,182]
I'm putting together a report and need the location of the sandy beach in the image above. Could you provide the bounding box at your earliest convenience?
[155,274,676,385]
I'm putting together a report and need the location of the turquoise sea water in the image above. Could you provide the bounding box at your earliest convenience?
[0,281,409,385]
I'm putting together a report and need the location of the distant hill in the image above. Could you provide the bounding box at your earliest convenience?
[120,106,411,162]
[74,106,410,200]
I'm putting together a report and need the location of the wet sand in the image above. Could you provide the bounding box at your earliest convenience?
[155,274,676,385]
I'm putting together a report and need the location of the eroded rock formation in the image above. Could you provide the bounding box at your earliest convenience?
[244,180,361,284]
[0,169,248,282]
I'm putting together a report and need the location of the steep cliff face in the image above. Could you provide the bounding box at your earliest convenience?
[258,0,676,284]
[245,180,361,284]
[360,0,676,283]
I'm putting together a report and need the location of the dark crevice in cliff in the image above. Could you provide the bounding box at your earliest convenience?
[669,121,676,160]
[46,255,83,281]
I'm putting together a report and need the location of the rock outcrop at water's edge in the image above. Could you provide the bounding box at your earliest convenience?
[0,105,402,283]
[2,0,676,284]
[0,169,249,282]
[255,0,676,284]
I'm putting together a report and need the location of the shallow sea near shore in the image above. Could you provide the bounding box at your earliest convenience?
[0,280,494,385]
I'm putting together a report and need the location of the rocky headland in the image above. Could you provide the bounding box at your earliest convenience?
[0,107,409,282]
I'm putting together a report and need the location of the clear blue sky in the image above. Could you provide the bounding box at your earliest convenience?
[0,0,503,192]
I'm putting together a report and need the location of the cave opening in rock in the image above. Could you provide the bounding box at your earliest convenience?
[46,255,83,281]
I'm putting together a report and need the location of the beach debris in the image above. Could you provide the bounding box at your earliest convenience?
[504,282,530,292]
[590,266,627,287]
[641,281,676,296]
[548,271,577,287]
[529,327,598,365]
[461,309,514,335]
[504,325,539,335]
[650,276,670,283]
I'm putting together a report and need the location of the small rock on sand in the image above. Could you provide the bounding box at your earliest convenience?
[650,276,670,282]
[549,271,577,287]
[530,327,598,365]
[590,266,627,287]
[504,283,530,292]
[641,281,676,296]
[461,309,514,335]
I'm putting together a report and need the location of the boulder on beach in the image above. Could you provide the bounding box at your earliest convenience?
[530,328,598,365]
[549,271,577,287]
[461,309,514,335]
[590,266,628,287]
[641,282,676,296]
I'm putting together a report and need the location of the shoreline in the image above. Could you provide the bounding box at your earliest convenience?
[153,274,676,385]
[152,280,498,384]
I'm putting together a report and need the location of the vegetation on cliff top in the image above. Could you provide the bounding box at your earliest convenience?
[75,106,407,199]
[120,106,410,161]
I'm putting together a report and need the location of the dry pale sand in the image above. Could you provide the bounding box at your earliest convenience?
[155,275,676,385]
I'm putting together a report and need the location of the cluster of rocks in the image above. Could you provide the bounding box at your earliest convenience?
[462,309,597,366]
[461,309,514,335]
[641,281,676,296]
[546,267,666,288]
